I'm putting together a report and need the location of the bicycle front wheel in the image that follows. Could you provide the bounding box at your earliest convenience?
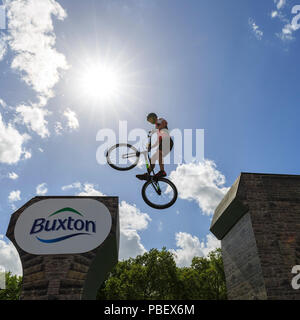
[142,178,178,210]
[106,144,140,171]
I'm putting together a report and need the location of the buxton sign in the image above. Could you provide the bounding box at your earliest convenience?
[14,198,112,255]
[6,196,119,300]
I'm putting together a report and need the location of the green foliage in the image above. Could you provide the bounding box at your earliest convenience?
[98,248,227,300]
[0,272,22,300]
[0,249,227,300]
[188,248,227,300]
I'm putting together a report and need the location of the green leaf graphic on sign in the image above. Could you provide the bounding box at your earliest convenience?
[48,207,83,217]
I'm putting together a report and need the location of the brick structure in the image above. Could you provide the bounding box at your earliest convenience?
[210,173,300,300]
[6,196,119,300]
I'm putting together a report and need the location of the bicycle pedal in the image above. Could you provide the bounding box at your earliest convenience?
[136,174,149,181]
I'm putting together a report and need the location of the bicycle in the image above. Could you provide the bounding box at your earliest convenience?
[106,130,178,209]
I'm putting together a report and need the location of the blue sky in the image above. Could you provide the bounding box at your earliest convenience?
[1,0,300,274]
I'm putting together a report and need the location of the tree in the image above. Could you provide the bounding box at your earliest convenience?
[190,248,227,300]
[97,247,179,300]
[176,267,202,299]
[0,249,227,300]
[98,248,227,300]
[0,272,22,300]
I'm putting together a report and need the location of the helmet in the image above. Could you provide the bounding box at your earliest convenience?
[147,113,157,120]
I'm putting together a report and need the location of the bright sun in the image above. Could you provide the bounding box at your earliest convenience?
[79,64,122,102]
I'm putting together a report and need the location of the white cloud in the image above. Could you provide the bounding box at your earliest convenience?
[77,183,105,196]
[63,108,79,131]
[119,201,151,260]
[248,18,263,40]
[169,160,229,215]
[275,0,286,10]
[119,229,146,261]
[36,182,48,195]
[0,112,30,164]
[1,0,69,141]
[0,235,22,276]
[8,172,18,180]
[170,232,221,267]
[276,23,297,41]
[8,190,21,203]
[119,200,151,232]
[61,181,82,191]
[0,98,7,108]
[0,37,6,61]
[6,0,69,99]
[77,188,151,260]
[54,121,63,135]
[16,104,51,138]
[271,0,297,41]
[62,182,151,260]
[270,4,289,23]
[23,150,32,160]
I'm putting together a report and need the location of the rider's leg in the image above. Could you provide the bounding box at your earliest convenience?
[158,150,164,172]
[154,150,166,178]
[150,151,159,172]
[155,138,173,178]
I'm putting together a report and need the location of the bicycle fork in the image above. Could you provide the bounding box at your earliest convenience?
[143,152,162,194]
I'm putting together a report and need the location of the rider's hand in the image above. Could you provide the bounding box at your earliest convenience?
[148,129,157,136]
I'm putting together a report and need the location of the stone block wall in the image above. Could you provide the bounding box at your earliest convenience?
[210,173,300,300]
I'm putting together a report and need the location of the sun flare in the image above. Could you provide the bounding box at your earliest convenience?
[79,64,122,102]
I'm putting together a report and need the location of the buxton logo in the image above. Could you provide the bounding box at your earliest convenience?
[30,207,96,243]
[14,198,112,255]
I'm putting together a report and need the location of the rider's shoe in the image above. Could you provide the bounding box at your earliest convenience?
[154,170,167,179]
[136,173,150,181]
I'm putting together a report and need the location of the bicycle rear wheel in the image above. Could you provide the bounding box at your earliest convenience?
[142,178,178,209]
[106,144,140,171]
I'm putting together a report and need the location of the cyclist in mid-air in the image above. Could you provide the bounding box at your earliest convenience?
[136,113,173,180]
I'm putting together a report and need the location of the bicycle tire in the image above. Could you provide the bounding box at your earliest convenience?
[142,177,178,209]
[106,143,140,171]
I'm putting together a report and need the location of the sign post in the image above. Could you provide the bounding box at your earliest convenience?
[6,196,119,300]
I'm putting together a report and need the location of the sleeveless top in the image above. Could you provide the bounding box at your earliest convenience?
[155,118,170,141]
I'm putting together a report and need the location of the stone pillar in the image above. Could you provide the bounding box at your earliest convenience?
[210,173,300,300]
[6,196,119,300]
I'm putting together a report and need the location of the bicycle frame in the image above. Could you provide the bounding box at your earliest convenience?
[123,131,154,171]
[120,131,162,194]
[106,131,178,209]
[145,131,162,194]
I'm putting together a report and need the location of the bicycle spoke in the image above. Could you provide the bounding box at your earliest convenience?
[106,144,139,171]
[144,179,176,207]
